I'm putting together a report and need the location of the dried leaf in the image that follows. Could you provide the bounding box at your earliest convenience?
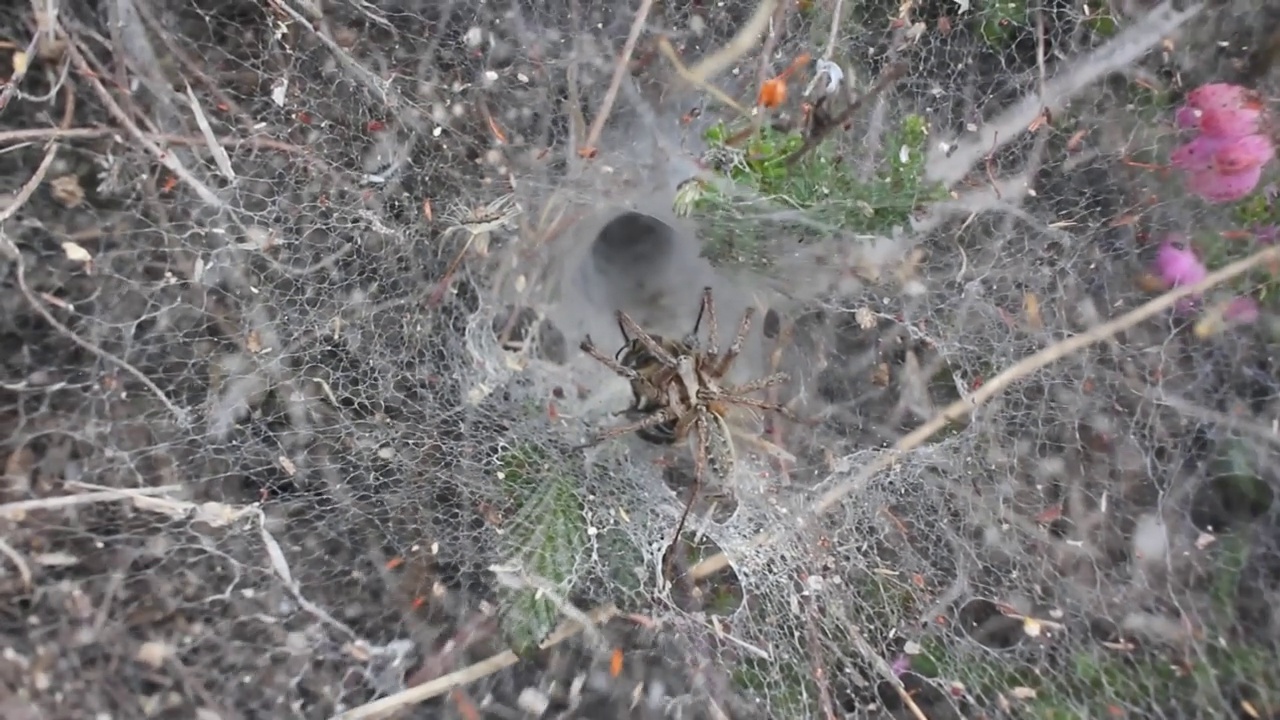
[1023,617,1043,637]
[1023,292,1043,330]
[11,51,28,76]
[32,551,79,567]
[4,446,36,485]
[136,641,173,668]
[50,175,85,208]
[1010,687,1037,700]
[60,241,92,263]
[872,363,891,387]
[271,78,288,107]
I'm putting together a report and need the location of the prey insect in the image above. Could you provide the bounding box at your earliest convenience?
[576,287,803,565]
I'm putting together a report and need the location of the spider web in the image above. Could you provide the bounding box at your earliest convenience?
[2,0,1279,718]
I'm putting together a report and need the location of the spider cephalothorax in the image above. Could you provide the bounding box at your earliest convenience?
[577,287,802,547]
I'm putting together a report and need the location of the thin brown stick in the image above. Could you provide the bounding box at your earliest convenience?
[0,125,312,155]
[690,243,1280,580]
[331,605,617,720]
[785,61,909,165]
[0,32,42,111]
[656,38,749,117]
[750,0,791,136]
[685,0,779,84]
[821,0,846,61]
[843,619,928,720]
[133,0,254,130]
[0,144,192,427]
[0,537,31,589]
[0,141,57,225]
[0,484,187,518]
[63,32,226,208]
[580,0,654,156]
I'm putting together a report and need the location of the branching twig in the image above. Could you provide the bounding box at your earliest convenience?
[923,1,1203,187]
[63,32,226,208]
[691,243,1280,580]
[332,605,618,720]
[656,38,749,117]
[785,62,908,166]
[0,126,312,155]
[0,143,192,428]
[0,483,186,518]
[580,0,654,156]
[685,0,778,84]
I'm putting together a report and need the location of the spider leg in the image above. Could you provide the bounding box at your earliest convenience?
[667,410,709,556]
[580,335,641,381]
[618,311,679,367]
[699,286,719,356]
[713,306,756,378]
[724,371,790,396]
[706,391,807,424]
[573,407,678,450]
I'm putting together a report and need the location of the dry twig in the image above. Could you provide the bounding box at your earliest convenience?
[656,38,749,117]
[0,142,192,427]
[63,31,226,208]
[332,605,617,720]
[785,62,909,166]
[579,0,654,156]
[691,243,1280,580]
[684,0,779,84]
[0,483,187,518]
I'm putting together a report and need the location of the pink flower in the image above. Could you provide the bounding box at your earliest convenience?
[890,654,911,676]
[1154,236,1207,287]
[1171,134,1234,172]
[1171,133,1274,203]
[1213,135,1276,173]
[1224,296,1260,324]
[1200,106,1263,138]
[1186,83,1257,113]
[1175,105,1202,130]
[1178,84,1263,138]
[1186,166,1265,203]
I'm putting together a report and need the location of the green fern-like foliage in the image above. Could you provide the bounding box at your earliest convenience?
[495,444,589,655]
[685,113,947,267]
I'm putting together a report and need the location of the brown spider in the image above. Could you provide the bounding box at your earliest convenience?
[576,287,802,553]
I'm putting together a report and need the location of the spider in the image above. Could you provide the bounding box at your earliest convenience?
[437,193,521,243]
[576,287,803,554]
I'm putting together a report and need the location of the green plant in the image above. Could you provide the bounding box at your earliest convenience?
[685,113,946,267]
[495,444,590,654]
